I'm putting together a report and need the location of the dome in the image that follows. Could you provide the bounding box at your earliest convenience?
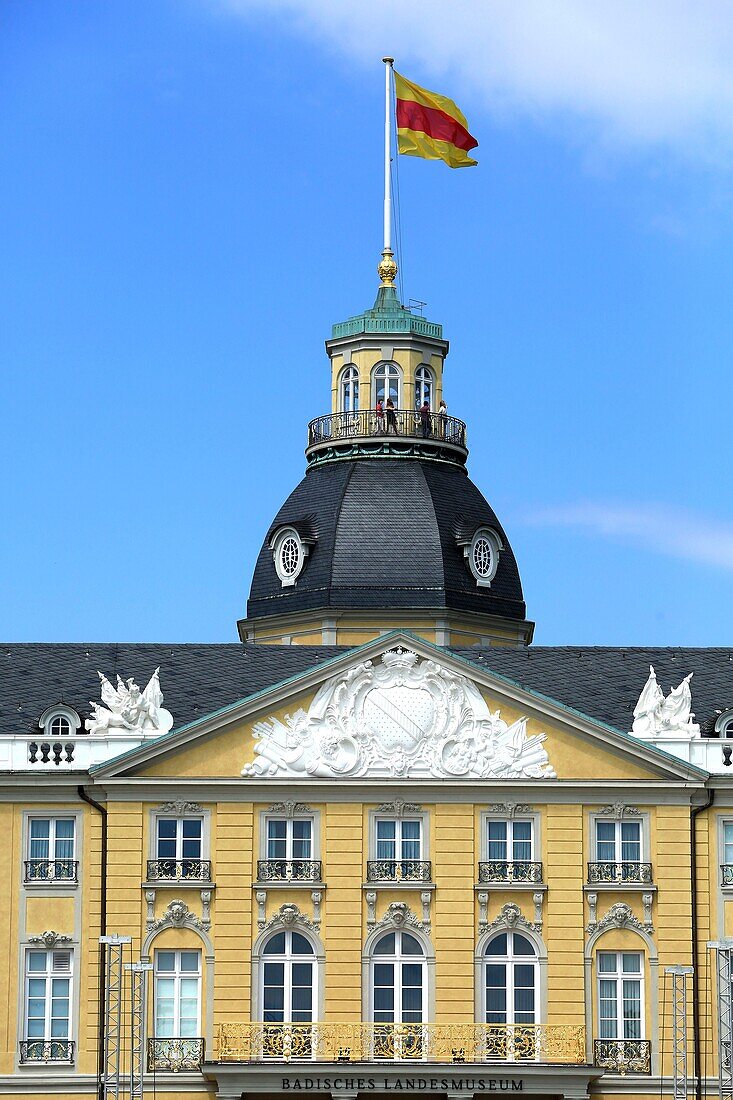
[240,457,532,646]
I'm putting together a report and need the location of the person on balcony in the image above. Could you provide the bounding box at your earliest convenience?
[375,398,384,434]
[419,401,432,438]
[437,400,447,439]
[385,396,398,435]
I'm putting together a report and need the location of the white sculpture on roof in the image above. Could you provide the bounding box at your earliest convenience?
[241,648,556,780]
[86,667,173,736]
[631,665,699,738]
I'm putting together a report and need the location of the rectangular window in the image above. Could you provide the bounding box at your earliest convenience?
[27,818,75,881]
[487,820,533,862]
[376,819,422,861]
[154,950,201,1038]
[266,819,313,860]
[156,818,202,861]
[597,952,643,1040]
[595,820,641,863]
[724,822,733,865]
[24,949,72,1046]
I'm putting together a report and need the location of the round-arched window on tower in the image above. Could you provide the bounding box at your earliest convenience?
[372,361,401,407]
[340,365,360,413]
[414,366,433,409]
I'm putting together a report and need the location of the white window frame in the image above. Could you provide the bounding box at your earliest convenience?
[23,947,74,1057]
[483,930,539,1026]
[372,361,402,407]
[260,929,317,1024]
[154,949,202,1038]
[37,704,81,738]
[485,818,535,862]
[340,365,360,413]
[154,816,204,862]
[370,930,426,1026]
[462,527,502,587]
[719,819,733,888]
[258,811,319,861]
[270,526,309,588]
[596,951,644,1040]
[264,817,314,861]
[414,365,433,409]
[375,818,423,862]
[26,816,76,884]
[369,810,429,862]
[593,818,644,864]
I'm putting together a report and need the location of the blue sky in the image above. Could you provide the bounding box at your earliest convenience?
[2,0,733,646]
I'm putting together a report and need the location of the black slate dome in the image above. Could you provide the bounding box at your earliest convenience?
[243,457,529,634]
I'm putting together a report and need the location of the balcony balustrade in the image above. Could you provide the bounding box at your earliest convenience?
[19,1039,74,1064]
[366,859,432,883]
[146,858,212,882]
[257,859,323,883]
[24,858,78,883]
[217,1022,586,1064]
[308,409,467,449]
[478,860,543,884]
[587,862,652,885]
[721,864,733,886]
[148,1037,205,1071]
[593,1039,651,1075]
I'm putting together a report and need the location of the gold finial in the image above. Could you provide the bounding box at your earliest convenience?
[378,248,398,287]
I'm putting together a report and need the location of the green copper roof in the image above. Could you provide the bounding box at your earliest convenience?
[331,285,444,341]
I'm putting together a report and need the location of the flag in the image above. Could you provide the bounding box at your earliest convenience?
[394,70,478,168]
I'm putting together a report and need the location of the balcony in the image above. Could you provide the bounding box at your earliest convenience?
[587,862,652,885]
[146,858,212,882]
[367,859,432,883]
[257,859,322,883]
[217,1023,586,1064]
[478,860,543,884]
[24,858,78,884]
[305,410,468,468]
[593,1039,651,1075]
[148,1037,205,1072]
[19,1039,74,1064]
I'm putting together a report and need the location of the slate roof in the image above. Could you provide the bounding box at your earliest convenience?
[2,641,733,741]
[246,458,527,623]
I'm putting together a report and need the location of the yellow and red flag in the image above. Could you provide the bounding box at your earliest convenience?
[394,70,478,169]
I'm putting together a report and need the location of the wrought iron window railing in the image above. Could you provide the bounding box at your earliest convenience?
[146,858,212,882]
[478,860,543,884]
[366,859,432,883]
[217,1022,586,1064]
[24,858,78,883]
[721,864,733,886]
[19,1039,75,1064]
[587,861,653,884]
[307,410,467,450]
[257,859,323,882]
[147,1037,205,1072]
[593,1039,651,1075]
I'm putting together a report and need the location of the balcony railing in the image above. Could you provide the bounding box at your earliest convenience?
[593,1039,651,1075]
[146,858,212,882]
[19,1039,75,1064]
[148,1037,205,1071]
[587,861,653,884]
[307,410,467,450]
[24,858,78,883]
[257,859,323,883]
[478,860,543,884]
[28,741,75,766]
[217,1022,586,1064]
[721,864,733,886]
[367,859,432,883]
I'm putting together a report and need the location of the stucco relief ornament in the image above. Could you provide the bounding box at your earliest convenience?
[86,667,173,736]
[485,903,540,935]
[264,903,318,934]
[151,899,204,933]
[587,902,650,935]
[631,666,699,738]
[241,649,555,780]
[29,931,72,948]
[374,901,429,934]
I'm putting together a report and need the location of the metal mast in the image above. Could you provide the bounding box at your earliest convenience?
[666,965,693,1100]
[126,962,153,1100]
[99,935,131,1100]
[709,941,733,1099]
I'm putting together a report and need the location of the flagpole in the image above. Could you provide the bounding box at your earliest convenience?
[379,57,397,289]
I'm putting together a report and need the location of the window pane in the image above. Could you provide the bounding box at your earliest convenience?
[54,820,75,860]
[29,820,50,860]
[486,964,507,1023]
[157,819,177,858]
[267,820,287,859]
[486,934,507,957]
[512,820,532,862]
[622,979,642,1038]
[622,954,641,974]
[27,952,48,973]
[291,932,314,955]
[513,934,536,957]
[292,820,312,859]
[725,823,733,863]
[376,820,396,860]
[621,821,641,861]
[263,933,286,955]
[488,821,508,861]
[596,821,616,861]
[597,953,617,974]
[156,952,176,973]
[401,933,423,956]
[373,933,395,956]
[180,952,200,973]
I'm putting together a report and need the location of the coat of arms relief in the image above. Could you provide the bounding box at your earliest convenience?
[242,648,556,780]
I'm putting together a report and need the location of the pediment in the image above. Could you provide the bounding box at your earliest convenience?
[96,633,707,783]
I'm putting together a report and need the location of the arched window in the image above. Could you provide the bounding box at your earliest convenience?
[484,932,538,1027]
[372,362,401,407]
[340,366,360,413]
[262,930,315,1024]
[414,366,433,409]
[371,930,425,1058]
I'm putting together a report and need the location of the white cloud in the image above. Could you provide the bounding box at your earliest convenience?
[215,0,733,162]
[522,501,733,571]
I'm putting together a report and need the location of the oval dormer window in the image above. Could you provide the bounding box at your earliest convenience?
[467,527,501,587]
[272,526,308,588]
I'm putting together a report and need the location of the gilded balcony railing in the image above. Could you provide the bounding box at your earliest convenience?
[216,1023,586,1065]
[19,1039,75,1063]
[148,1037,205,1071]
[146,858,212,882]
[366,860,432,883]
[587,862,652,884]
[593,1039,651,1075]
[24,858,78,883]
[257,859,323,882]
[478,861,543,884]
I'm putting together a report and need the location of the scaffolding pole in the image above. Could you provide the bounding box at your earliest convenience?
[709,941,733,1100]
[126,962,152,1100]
[665,965,693,1100]
[99,935,131,1100]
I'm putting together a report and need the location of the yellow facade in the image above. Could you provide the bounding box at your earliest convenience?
[0,634,722,1100]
